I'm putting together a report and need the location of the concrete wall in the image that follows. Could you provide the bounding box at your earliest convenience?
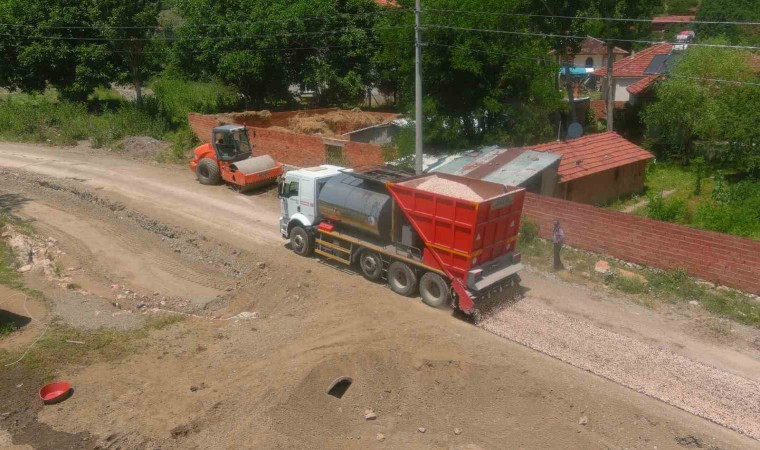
[559,160,647,205]
[523,193,760,294]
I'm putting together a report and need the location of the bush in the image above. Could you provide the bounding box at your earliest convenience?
[646,192,688,223]
[518,220,539,245]
[159,127,199,163]
[148,77,240,127]
[0,94,167,149]
[692,178,760,238]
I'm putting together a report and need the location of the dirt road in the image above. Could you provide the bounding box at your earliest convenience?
[0,141,758,449]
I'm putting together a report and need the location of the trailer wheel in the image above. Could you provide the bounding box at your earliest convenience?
[419,272,450,308]
[387,261,417,297]
[197,158,221,185]
[359,250,383,281]
[289,226,313,257]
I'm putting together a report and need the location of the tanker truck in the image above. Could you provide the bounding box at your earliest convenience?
[278,165,525,320]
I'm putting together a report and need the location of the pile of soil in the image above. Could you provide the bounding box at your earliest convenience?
[119,136,171,160]
[286,109,390,137]
[217,110,272,127]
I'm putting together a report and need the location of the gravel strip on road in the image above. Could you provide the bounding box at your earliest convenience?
[481,299,760,440]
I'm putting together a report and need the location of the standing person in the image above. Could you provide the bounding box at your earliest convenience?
[552,219,565,271]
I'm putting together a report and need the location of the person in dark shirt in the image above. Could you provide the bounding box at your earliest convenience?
[552,219,565,271]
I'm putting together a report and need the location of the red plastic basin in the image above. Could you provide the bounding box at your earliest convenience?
[39,381,72,405]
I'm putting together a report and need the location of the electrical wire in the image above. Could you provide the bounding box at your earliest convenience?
[0,9,413,30]
[421,7,760,26]
[0,25,411,42]
[422,25,760,50]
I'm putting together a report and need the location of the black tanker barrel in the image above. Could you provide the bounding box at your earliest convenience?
[318,173,393,240]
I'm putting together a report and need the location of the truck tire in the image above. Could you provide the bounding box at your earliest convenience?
[359,250,383,281]
[387,261,417,297]
[197,158,221,185]
[419,272,450,308]
[289,226,313,257]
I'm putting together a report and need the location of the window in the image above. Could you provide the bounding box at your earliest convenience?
[325,144,346,165]
[282,181,299,198]
[585,57,594,68]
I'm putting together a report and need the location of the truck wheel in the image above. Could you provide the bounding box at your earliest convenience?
[359,250,383,281]
[197,158,221,185]
[289,226,313,257]
[419,272,450,308]
[387,261,417,297]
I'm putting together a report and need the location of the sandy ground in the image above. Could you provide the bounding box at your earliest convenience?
[0,141,758,449]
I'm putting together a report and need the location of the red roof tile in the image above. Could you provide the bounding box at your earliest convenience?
[590,100,626,121]
[374,0,398,6]
[652,15,695,24]
[578,37,629,56]
[595,43,673,77]
[626,75,661,96]
[528,132,654,182]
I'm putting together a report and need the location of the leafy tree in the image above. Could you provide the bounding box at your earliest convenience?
[97,0,163,105]
[170,0,382,108]
[695,0,760,44]
[376,0,568,151]
[0,0,164,102]
[642,42,760,173]
[0,0,113,101]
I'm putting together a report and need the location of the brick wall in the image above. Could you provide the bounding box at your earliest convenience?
[523,193,760,294]
[188,113,385,168]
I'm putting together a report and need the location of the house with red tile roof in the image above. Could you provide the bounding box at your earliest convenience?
[595,43,673,103]
[528,132,654,205]
[651,15,695,32]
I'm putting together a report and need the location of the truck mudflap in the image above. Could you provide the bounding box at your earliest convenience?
[457,272,522,316]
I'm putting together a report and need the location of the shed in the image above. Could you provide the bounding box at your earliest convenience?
[427,147,561,196]
[528,132,654,205]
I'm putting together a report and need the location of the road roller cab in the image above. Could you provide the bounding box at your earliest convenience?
[190,124,283,192]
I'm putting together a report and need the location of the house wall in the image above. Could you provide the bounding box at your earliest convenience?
[523,193,760,294]
[574,54,601,69]
[612,77,640,102]
[558,160,647,205]
[188,113,386,168]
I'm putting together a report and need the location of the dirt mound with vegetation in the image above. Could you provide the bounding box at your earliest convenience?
[287,109,390,137]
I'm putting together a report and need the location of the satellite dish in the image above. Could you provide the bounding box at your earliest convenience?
[567,122,583,140]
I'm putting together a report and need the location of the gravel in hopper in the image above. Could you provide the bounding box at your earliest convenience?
[481,300,760,441]
[413,176,484,202]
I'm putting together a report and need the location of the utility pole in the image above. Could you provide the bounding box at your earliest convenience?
[414,0,424,175]
[563,62,577,126]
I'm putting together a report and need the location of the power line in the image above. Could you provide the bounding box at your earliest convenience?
[422,25,760,50]
[0,9,413,30]
[667,74,760,86]
[426,42,558,65]
[0,25,411,42]
[428,43,760,87]
[421,7,760,26]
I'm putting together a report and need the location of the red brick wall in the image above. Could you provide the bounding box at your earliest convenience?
[523,193,760,294]
[188,113,385,168]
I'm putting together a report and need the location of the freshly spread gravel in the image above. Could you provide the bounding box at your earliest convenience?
[481,300,760,440]
[412,176,484,202]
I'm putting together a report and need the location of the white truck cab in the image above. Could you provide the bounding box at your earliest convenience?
[278,165,348,239]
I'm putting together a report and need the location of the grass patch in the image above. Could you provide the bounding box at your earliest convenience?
[607,162,759,239]
[0,321,16,337]
[5,315,185,377]
[517,232,760,328]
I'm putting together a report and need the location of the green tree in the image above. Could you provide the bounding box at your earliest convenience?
[376,0,569,151]
[0,0,113,101]
[643,42,760,173]
[0,0,164,102]
[695,0,760,44]
[170,0,382,108]
[97,0,163,106]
